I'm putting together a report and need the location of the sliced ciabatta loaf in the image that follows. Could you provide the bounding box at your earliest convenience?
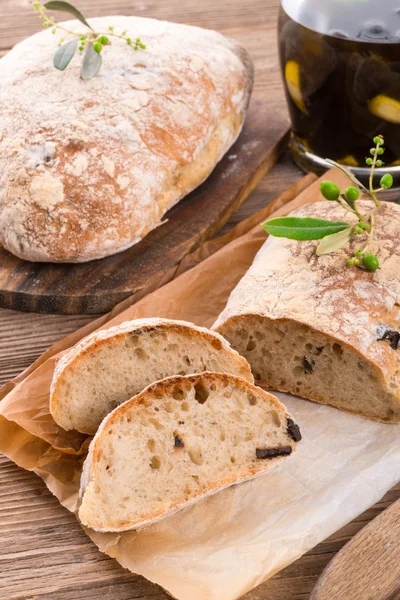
[214,200,400,423]
[50,318,253,435]
[78,372,301,532]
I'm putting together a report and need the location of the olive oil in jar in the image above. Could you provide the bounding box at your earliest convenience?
[279,0,400,179]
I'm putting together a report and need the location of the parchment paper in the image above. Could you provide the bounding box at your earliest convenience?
[1,169,399,600]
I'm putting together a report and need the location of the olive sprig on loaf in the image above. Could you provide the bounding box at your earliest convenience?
[214,197,400,423]
[33,0,146,79]
[263,135,393,271]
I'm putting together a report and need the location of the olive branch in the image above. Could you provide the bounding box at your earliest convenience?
[32,1,146,80]
[263,136,394,272]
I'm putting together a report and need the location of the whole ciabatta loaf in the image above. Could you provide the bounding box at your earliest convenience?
[0,16,253,262]
[50,318,253,434]
[214,200,400,423]
[78,372,301,532]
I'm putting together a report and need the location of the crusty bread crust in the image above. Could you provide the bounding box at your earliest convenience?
[214,200,400,422]
[50,318,254,433]
[78,372,299,532]
[0,16,253,262]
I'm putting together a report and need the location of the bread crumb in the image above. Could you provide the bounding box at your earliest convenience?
[190,56,205,72]
[71,153,88,177]
[117,175,130,190]
[29,175,64,210]
[102,156,115,178]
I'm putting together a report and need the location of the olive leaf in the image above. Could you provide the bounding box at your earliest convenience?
[44,1,94,30]
[325,159,368,194]
[262,217,351,241]
[316,226,355,256]
[81,43,102,80]
[53,38,78,70]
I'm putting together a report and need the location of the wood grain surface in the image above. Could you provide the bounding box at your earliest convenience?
[0,0,399,599]
[0,105,289,314]
[311,500,400,600]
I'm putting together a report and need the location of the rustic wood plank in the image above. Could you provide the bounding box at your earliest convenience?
[0,0,279,49]
[310,499,400,600]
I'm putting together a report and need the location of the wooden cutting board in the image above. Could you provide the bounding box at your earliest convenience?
[311,499,400,600]
[0,99,289,315]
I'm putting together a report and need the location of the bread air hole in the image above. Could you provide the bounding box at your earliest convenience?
[269,410,282,427]
[188,447,204,466]
[150,456,161,470]
[147,439,156,452]
[194,382,209,404]
[248,394,257,406]
[134,347,148,360]
[238,328,248,340]
[246,339,256,352]
[172,386,186,401]
[149,418,164,430]
[332,343,343,357]
[261,347,272,359]
[181,401,190,411]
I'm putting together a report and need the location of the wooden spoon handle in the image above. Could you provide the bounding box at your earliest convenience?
[310,499,400,600]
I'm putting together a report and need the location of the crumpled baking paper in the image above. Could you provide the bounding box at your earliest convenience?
[1,169,399,600]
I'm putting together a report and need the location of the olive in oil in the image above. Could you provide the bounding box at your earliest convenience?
[279,0,400,176]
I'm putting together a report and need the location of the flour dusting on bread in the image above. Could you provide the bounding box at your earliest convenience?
[214,201,400,422]
[0,16,253,262]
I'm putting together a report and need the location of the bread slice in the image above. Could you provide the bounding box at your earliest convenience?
[50,318,253,435]
[78,372,301,532]
[214,200,400,423]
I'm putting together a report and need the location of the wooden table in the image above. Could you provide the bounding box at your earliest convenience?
[0,1,398,598]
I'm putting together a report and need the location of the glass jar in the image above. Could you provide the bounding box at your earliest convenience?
[279,0,400,183]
